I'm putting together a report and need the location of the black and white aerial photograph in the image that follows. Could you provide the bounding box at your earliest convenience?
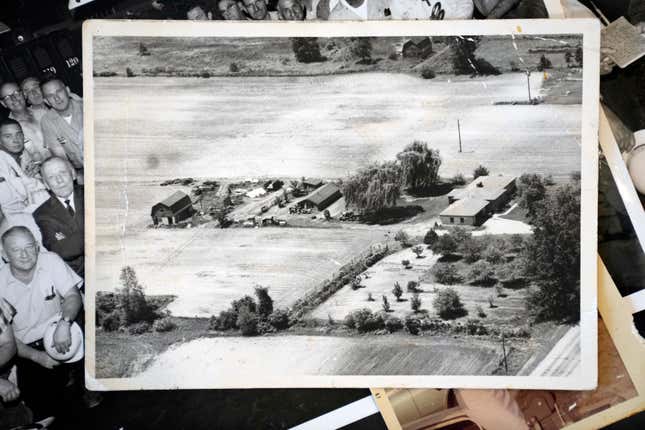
[85,20,599,390]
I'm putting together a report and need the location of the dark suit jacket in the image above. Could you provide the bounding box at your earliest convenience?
[33,185,84,277]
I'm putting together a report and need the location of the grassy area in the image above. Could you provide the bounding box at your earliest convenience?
[499,204,529,223]
[95,316,210,378]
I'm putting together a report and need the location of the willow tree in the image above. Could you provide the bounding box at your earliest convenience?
[342,161,402,213]
[396,141,441,192]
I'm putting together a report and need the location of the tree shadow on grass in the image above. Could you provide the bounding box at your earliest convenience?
[361,205,424,225]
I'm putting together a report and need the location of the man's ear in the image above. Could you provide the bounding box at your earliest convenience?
[0,100,6,109]
[65,86,72,96]
[1,248,8,262]
[208,11,213,19]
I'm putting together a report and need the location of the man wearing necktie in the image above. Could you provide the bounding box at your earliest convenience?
[33,157,84,279]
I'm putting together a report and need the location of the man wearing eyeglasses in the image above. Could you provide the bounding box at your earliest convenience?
[39,78,84,176]
[0,83,51,164]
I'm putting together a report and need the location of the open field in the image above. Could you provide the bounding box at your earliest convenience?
[96,225,386,317]
[127,334,503,383]
[94,73,581,185]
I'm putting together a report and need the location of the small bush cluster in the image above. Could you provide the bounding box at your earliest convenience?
[385,317,403,333]
[421,67,436,79]
[209,287,282,336]
[465,319,489,335]
[431,264,462,285]
[128,321,151,335]
[344,309,385,333]
[433,288,468,320]
[153,317,177,332]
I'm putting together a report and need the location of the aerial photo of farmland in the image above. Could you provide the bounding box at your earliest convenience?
[91,31,586,386]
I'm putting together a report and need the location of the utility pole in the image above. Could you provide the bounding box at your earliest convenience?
[501,333,508,375]
[457,119,462,153]
[526,70,532,103]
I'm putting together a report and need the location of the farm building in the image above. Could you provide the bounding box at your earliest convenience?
[151,191,195,225]
[297,183,342,211]
[441,175,516,226]
[402,37,433,58]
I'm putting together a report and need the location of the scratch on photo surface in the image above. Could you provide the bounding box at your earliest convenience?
[510,33,526,65]
[568,402,577,411]
[120,98,131,268]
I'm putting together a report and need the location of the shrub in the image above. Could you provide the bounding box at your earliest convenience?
[424,229,439,245]
[367,292,375,302]
[153,317,176,332]
[382,295,391,312]
[127,321,151,335]
[344,313,356,329]
[483,246,505,264]
[385,317,404,333]
[237,307,259,336]
[200,70,211,78]
[395,230,411,247]
[388,52,398,61]
[412,245,424,258]
[496,285,506,297]
[468,260,496,285]
[407,281,420,293]
[537,54,552,71]
[404,316,421,335]
[125,67,135,77]
[401,259,411,269]
[430,233,458,256]
[257,321,276,334]
[433,288,468,320]
[432,264,462,285]
[231,296,257,315]
[509,60,520,72]
[349,308,384,333]
[351,277,363,290]
[101,310,122,332]
[229,62,239,73]
[291,38,326,63]
[460,238,485,263]
[392,282,403,301]
[465,318,488,335]
[421,67,436,79]
[411,293,422,312]
[476,305,486,318]
[268,309,289,330]
[451,173,467,185]
[473,165,489,179]
[488,295,496,308]
[211,309,237,331]
[254,286,273,319]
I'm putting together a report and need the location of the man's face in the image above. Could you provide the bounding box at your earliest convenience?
[0,83,27,113]
[242,0,268,19]
[42,159,75,198]
[0,124,25,154]
[187,6,211,20]
[219,0,245,20]
[3,231,39,273]
[278,0,305,20]
[42,80,71,112]
[21,78,44,106]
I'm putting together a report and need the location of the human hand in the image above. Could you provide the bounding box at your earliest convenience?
[34,350,60,369]
[0,379,20,402]
[52,320,72,354]
[25,161,40,178]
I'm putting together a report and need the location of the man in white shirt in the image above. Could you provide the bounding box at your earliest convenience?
[0,226,83,421]
[39,78,84,174]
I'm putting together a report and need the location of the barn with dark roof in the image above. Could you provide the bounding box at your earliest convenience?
[297,183,342,211]
[151,191,195,225]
